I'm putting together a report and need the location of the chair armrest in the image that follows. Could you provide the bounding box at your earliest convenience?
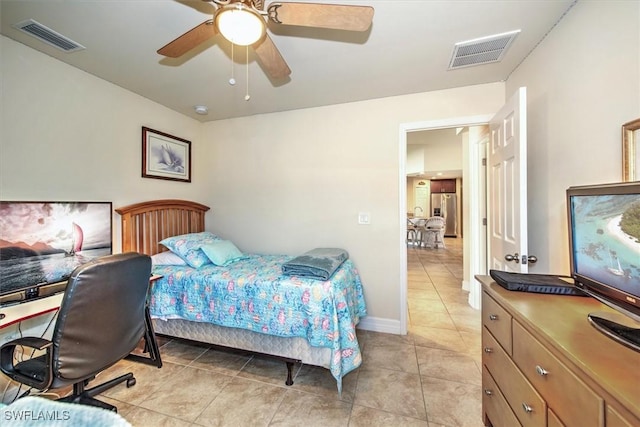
[0,337,53,390]
[2,337,52,351]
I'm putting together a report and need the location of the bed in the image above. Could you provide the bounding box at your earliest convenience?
[115,200,366,393]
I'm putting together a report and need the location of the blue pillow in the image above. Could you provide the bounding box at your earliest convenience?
[159,231,221,268]
[200,240,247,267]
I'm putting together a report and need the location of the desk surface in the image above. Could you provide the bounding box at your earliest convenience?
[1,275,163,329]
[0,293,64,329]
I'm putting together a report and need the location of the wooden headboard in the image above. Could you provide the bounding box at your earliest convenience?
[115,199,210,255]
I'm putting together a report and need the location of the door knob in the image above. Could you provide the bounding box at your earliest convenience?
[504,253,538,264]
[504,253,519,262]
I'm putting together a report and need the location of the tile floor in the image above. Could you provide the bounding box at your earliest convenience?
[1,237,484,426]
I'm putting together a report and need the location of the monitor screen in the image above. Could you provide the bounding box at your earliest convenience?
[567,182,640,322]
[0,201,113,301]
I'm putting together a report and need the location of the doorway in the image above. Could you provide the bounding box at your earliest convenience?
[398,116,491,335]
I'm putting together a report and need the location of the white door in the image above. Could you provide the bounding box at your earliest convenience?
[488,87,532,273]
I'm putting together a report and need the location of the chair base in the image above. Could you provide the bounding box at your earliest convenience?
[421,230,446,249]
[58,394,117,412]
[57,372,136,413]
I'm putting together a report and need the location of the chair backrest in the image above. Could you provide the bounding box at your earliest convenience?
[425,216,445,229]
[51,252,151,383]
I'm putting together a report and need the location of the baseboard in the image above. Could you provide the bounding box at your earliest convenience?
[357,316,403,335]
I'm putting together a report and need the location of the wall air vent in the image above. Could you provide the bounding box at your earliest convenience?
[448,30,520,70]
[12,19,85,53]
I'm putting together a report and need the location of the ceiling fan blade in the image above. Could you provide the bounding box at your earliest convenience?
[157,20,216,57]
[253,34,291,80]
[268,2,374,31]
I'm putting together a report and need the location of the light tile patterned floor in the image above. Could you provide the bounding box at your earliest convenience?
[1,238,483,426]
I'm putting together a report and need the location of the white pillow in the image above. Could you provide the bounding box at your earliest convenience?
[151,251,187,266]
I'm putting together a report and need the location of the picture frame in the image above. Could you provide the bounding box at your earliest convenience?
[622,118,640,182]
[142,126,191,182]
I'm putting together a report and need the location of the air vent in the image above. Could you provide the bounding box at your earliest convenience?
[13,19,85,53]
[448,30,520,70]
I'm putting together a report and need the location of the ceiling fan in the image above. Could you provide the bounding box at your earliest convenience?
[157,1,374,80]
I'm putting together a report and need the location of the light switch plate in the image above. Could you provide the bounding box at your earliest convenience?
[358,212,371,224]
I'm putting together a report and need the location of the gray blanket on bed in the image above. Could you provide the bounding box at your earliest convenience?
[281,248,349,280]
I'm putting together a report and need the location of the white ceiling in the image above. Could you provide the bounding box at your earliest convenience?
[1,0,576,122]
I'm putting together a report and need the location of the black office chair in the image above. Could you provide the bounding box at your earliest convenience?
[0,252,152,412]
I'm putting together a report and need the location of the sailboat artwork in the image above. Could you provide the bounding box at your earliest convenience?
[607,250,624,276]
[66,222,84,256]
[0,201,113,298]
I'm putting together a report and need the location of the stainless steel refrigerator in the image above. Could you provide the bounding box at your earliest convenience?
[431,193,457,237]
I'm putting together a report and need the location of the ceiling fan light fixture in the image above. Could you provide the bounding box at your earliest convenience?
[215,4,265,46]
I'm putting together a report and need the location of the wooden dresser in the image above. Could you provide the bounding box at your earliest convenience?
[477,276,640,427]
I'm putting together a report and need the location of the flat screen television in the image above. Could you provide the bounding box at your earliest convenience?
[567,182,640,351]
[0,201,112,304]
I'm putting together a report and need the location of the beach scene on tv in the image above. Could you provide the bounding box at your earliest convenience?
[0,202,112,295]
[572,194,640,298]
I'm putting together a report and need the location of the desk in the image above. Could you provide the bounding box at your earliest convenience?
[125,274,163,367]
[0,276,163,368]
[0,293,64,330]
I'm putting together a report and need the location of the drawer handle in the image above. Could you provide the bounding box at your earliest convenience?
[535,365,549,376]
[522,403,534,413]
[484,389,493,396]
[483,347,493,353]
[489,314,499,321]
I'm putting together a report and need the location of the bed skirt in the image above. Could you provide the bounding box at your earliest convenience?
[152,318,332,368]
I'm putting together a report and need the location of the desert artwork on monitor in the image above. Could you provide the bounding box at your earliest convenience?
[0,202,112,295]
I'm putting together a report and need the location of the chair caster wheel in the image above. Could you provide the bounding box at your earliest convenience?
[126,377,136,388]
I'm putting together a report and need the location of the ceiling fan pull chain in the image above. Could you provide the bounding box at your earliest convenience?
[245,45,251,101]
[229,42,236,85]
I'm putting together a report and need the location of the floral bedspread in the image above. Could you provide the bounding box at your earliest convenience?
[150,254,367,391]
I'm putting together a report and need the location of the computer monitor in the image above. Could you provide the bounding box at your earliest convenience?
[0,201,112,304]
[567,182,640,351]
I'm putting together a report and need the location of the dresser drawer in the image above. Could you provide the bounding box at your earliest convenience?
[483,367,522,427]
[512,320,604,427]
[606,405,636,427]
[483,328,546,427]
[482,291,512,354]
[548,408,565,427]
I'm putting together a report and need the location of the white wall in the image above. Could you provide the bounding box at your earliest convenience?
[199,84,505,329]
[506,0,640,274]
[1,36,205,250]
[406,146,425,175]
[6,1,636,332]
[423,142,462,173]
[1,34,505,332]
[1,35,207,342]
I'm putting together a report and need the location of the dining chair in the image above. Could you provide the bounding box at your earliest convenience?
[422,216,446,249]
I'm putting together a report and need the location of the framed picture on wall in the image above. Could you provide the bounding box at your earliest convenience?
[142,126,191,182]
